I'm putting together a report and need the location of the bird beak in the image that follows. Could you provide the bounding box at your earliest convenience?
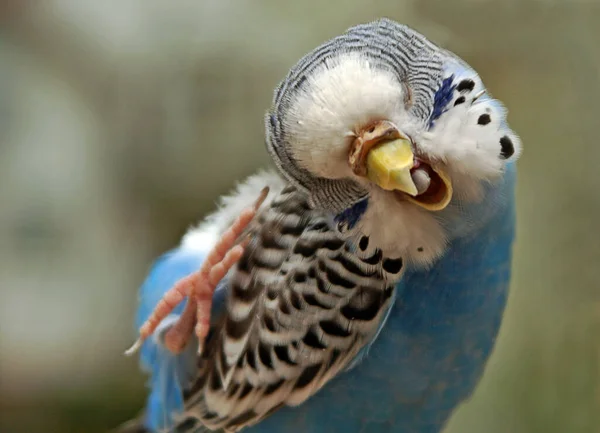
[365,137,419,195]
[348,120,453,211]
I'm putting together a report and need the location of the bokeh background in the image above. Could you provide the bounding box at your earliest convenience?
[1,1,599,432]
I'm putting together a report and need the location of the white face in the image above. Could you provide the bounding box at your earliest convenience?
[284,54,411,183]
[279,53,521,265]
[282,53,521,204]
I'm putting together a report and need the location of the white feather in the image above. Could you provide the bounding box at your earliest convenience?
[419,63,522,180]
[181,170,286,251]
[284,53,412,181]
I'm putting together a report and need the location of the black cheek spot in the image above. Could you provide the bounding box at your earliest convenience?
[457,79,475,92]
[359,236,369,251]
[417,247,424,252]
[499,136,515,159]
[478,114,491,125]
[382,257,403,274]
[454,96,466,106]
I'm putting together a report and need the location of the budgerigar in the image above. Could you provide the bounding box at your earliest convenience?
[118,18,522,433]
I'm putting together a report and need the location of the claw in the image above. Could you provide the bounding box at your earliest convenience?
[124,337,144,357]
[124,186,269,356]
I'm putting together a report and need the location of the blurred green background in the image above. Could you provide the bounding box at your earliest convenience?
[1,1,599,432]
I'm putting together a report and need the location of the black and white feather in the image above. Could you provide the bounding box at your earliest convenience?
[179,184,404,431]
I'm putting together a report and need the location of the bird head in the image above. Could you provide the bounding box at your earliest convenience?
[266,19,521,265]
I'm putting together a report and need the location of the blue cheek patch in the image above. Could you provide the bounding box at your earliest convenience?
[334,197,369,230]
[428,75,456,129]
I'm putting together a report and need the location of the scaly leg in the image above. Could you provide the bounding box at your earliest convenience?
[125,187,269,356]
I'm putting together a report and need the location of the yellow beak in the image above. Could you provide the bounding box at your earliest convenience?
[365,138,453,211]
[365,138,419,196]
[348,120,453,211]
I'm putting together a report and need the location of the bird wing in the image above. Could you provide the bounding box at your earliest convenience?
[180,185,406,432]
[135,171,286,432]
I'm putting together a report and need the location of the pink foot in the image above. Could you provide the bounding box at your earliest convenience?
[125,186,269,356]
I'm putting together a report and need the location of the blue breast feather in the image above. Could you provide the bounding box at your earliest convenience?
[137,165,516,433]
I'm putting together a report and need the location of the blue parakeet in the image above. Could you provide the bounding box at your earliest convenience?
[119,18,521,433]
